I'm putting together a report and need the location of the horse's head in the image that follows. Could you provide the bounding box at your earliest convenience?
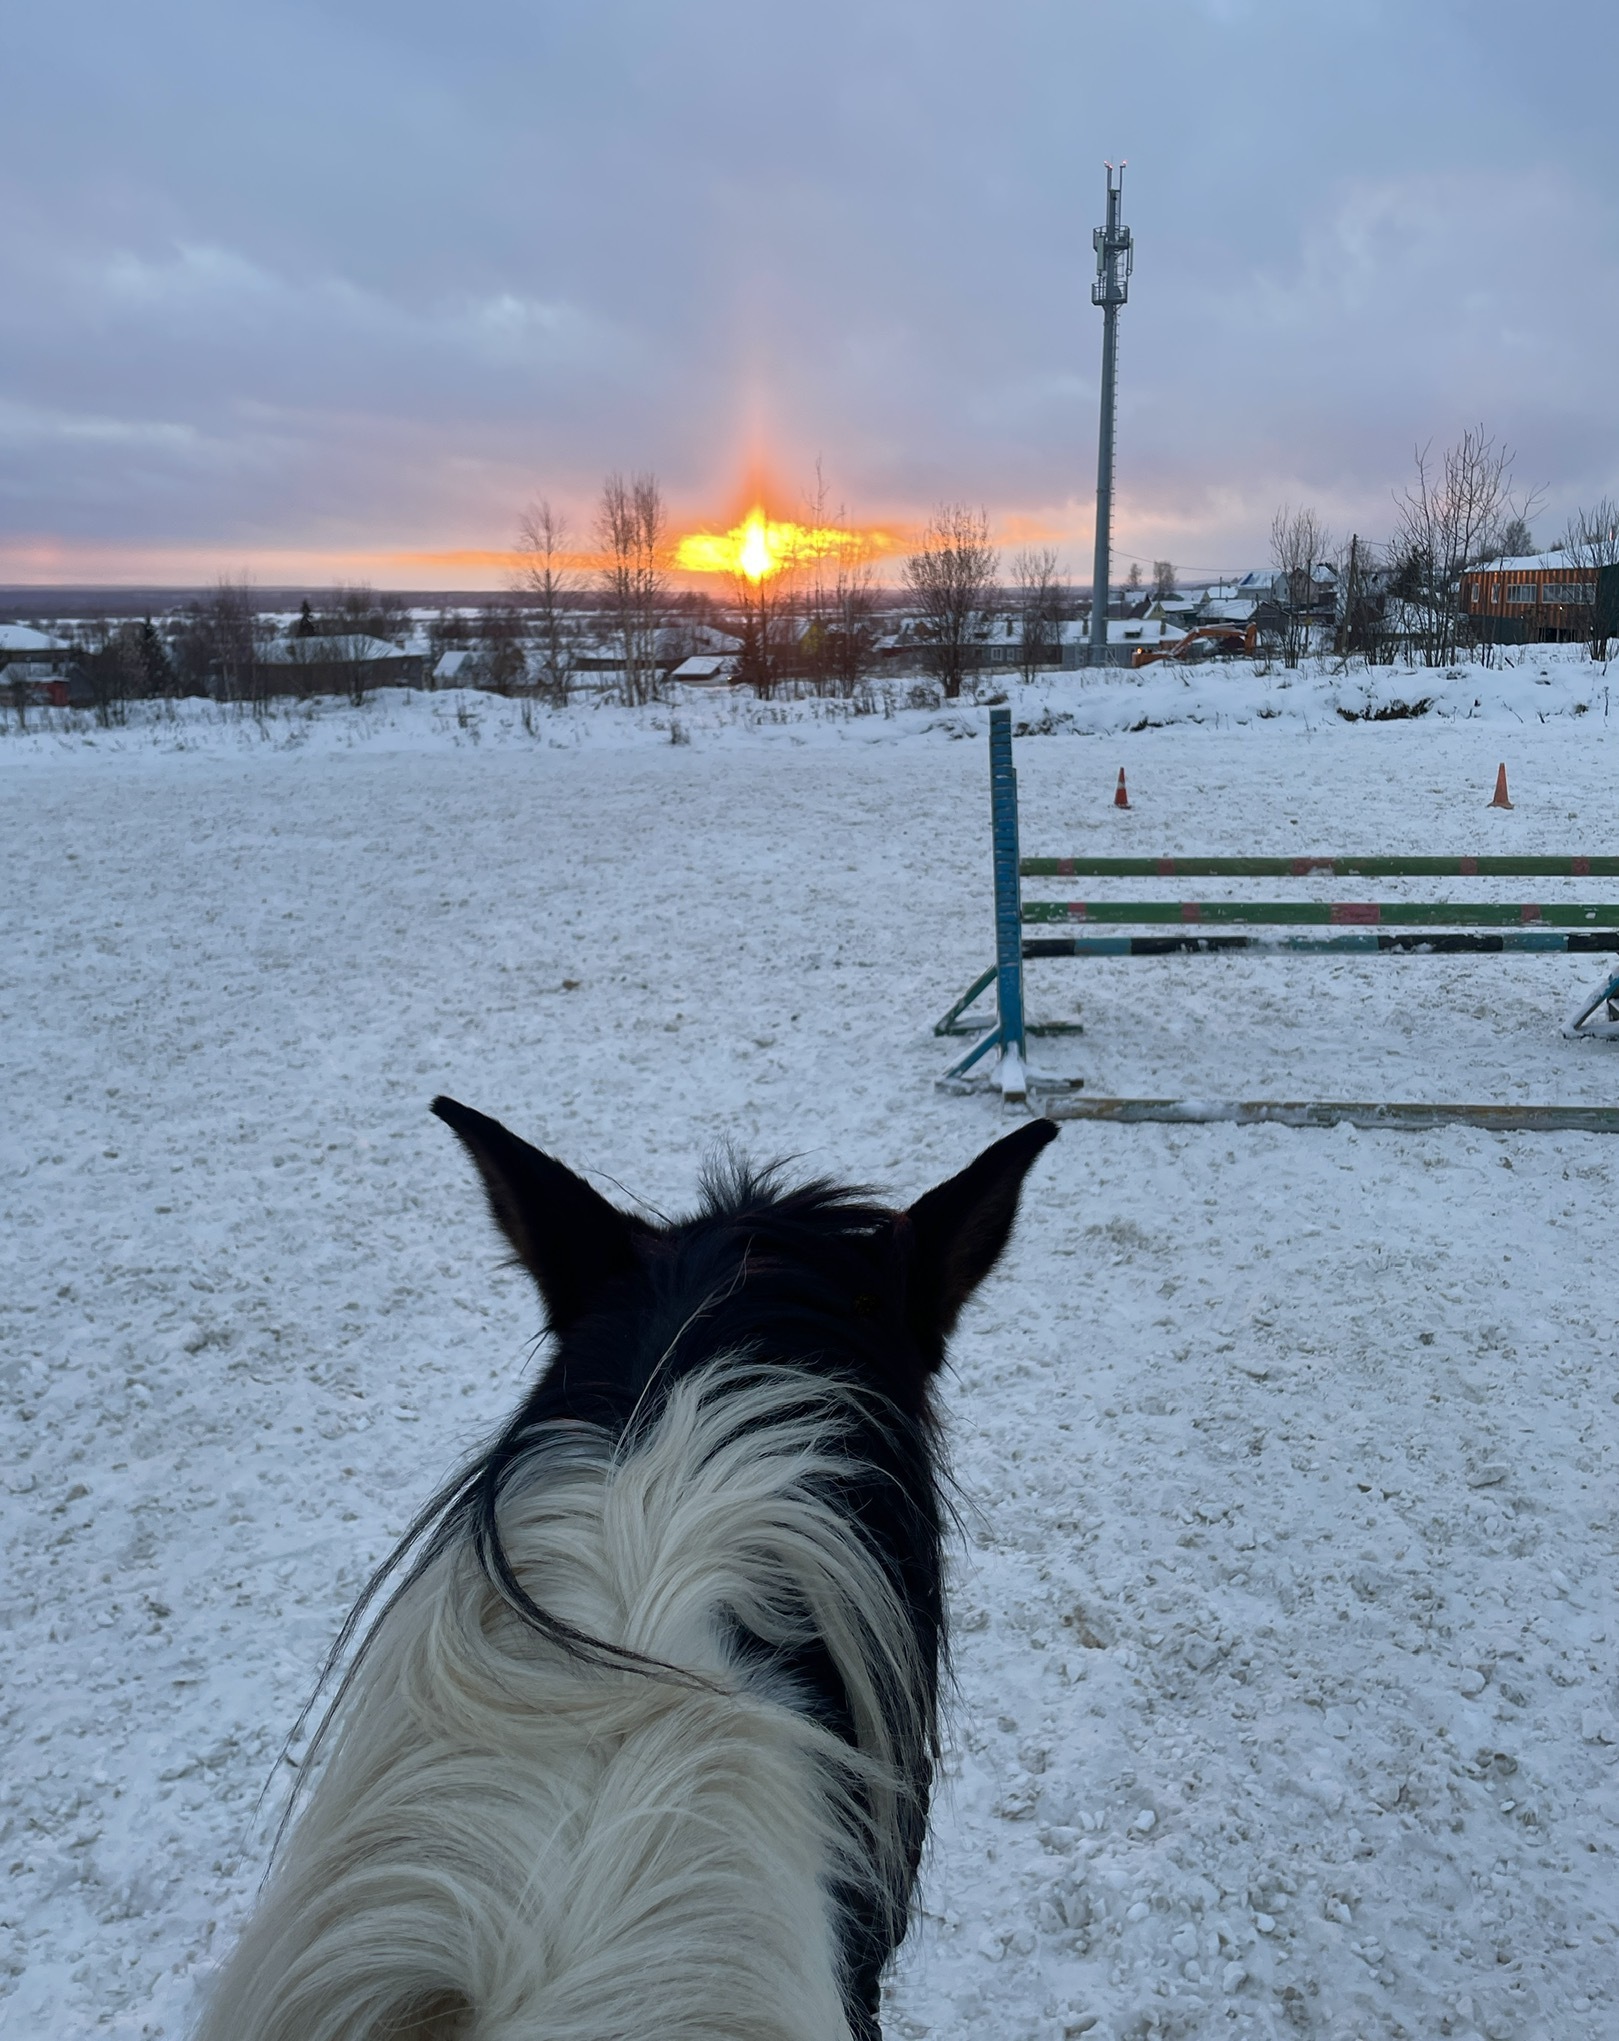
[197,1104,1054,2041]
[430,1096,1056,1419]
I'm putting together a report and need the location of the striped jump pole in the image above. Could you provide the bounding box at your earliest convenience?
[1039,1097,1619,1134]
[1020,855,1619,877]
[1026,930,1619,958]
[1022,900,1619,928]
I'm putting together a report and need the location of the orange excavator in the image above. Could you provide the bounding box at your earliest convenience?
[1131,619,1260,668]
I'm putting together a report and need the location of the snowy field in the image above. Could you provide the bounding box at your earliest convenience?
[3,666,1617,2041]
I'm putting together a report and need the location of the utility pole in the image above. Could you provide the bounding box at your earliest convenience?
[1338,533,1361,660]
[1088,163,1133,668]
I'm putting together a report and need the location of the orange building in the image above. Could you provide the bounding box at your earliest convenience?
[1460,553,1615,644]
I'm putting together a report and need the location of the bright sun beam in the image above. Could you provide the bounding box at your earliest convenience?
[675,506,873,584]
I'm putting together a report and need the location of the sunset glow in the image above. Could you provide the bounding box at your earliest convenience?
[675,506,880,585]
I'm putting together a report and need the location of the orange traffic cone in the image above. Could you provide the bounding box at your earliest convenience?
[1113,767,1131,810]
[1489,763,1513,810]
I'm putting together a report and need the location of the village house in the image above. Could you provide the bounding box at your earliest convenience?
[0,624,82,704]
[1459,552,1618,645]
[258,633,425,691]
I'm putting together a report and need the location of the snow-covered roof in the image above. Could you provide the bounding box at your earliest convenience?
[261,634,412,663]
[1473,552,1575,574]
[0,624,70,654]
[1050,617,1185,645]
[663,625,742,656]
[434,649,475,681]
[1202,567,1335,603]
[1108,619,1184,645]
[671,654,736,685]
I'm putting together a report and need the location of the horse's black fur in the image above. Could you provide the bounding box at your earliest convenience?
[317,1101,1056,2041]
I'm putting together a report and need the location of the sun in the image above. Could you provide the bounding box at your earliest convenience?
[675,505,879,585]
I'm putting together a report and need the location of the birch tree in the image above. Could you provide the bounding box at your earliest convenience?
[903,504,997,699]
[1270,504,1330,669]
[1010,546,1063,680]
[515,498,578,702]
[596,472,667,705]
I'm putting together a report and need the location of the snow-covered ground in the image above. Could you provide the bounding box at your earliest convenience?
[3,665,1616,2041]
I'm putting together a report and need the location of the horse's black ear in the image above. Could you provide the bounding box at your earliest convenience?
[431,1096,647,1332]
[902,1119,1057,1360]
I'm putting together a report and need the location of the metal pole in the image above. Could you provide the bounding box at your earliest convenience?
[1089,304,1119,666]
[1089,165,1132,668]
[988,708,1028,1098]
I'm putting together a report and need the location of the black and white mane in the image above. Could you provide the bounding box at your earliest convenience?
[195,1100,1056,2041]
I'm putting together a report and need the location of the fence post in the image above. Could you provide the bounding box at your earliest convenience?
[988,708,1028,1099]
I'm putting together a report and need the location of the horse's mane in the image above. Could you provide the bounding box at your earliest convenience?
[281,1157,944,1823]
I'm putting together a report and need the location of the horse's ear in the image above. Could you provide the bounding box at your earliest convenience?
[431,1096,648,1332]
[901,1120,1057,1360]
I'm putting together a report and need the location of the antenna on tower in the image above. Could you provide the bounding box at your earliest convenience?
[1088,162,1133,667]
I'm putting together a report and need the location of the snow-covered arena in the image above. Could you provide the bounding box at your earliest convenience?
[4,668,1616,2040]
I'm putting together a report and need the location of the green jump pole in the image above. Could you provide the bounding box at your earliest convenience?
[1020,855,1619,878]
[1021,901,1619,928]
[1040,1098,1619,1134]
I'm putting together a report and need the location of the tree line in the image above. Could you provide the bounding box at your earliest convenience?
[22,425,1610,728]
[1271,427,1619,668]
[10,466,1152,721]
[516,472,1095,704]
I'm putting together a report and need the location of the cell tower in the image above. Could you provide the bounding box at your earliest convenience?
[1088,162,1133,666]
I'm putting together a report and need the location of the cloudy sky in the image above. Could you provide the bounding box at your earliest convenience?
[3,0,1616,587]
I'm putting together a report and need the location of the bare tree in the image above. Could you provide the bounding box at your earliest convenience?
[596,471,667,705]
[795,463,877,697]
[1151,559,1176,599]
[425,606,472,686]
[172,576,265,704]
[793,464,838,696]
[657,587,724,674]
[732,546,789,701]
[307,584,407,704]
[903,504,998,699]
[1270,504,1331,669]
[823,561,878,696]
[75,615,175,722]
[1010,547,1063,680]
[476,602,529,694]
[76,622,146,726]
[1390,426,1532,667]
[317,583,408,644]
[515,498,577,702]
[1496,516,1535,561]
[1558,498,1619,660]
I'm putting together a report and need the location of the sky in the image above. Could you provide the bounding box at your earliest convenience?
[3,0,1618,589]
